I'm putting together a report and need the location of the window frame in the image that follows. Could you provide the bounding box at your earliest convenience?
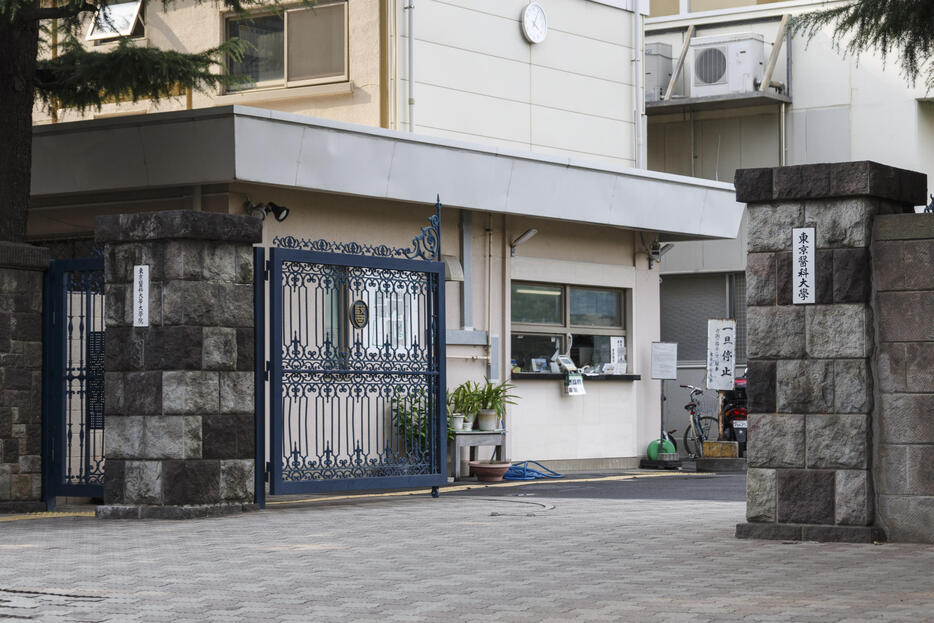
[648,0,813,20]
[510,280,628,374]
[511,281,626,337]
[86,0,145,42]
[224,1,350,94]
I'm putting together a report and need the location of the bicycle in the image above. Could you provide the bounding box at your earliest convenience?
[679,384,720,459]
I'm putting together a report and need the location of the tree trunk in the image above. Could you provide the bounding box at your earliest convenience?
[0,3,40,243]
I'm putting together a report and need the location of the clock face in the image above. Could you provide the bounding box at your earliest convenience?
[521,3,547,44]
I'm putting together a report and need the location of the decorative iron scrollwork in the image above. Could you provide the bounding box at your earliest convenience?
[273,196,442,261]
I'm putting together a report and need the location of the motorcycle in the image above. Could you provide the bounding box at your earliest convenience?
[721,374,748,457]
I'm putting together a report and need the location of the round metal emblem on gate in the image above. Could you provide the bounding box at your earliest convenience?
[350,300,369,329]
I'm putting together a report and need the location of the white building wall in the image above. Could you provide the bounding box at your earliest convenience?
[648,1,934,281]
[398,0,638,166]
[647,3,934,197]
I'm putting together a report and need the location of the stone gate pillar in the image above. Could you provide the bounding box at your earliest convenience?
[873,212,934,542]
[735,161,925,543]
[96,211,262,519]
[0,242,49,513]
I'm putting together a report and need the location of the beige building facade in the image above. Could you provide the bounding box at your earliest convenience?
[30,1,744,470]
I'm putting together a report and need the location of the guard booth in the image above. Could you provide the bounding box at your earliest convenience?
[255,204,448,503]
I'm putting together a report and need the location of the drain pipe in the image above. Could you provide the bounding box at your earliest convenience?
[632,1,646,168]
[405,1,415,132]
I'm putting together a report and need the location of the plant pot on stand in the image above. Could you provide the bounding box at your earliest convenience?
[477,408,500,431]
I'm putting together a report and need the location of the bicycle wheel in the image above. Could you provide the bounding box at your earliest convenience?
[683,416,720,457]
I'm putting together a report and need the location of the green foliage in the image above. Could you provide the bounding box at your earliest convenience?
[14,0,303,113]
[473,378,518,416]
[792,0,934,90]
[34,38,247,112]
[447,381,479,417]
[392,388,455,447]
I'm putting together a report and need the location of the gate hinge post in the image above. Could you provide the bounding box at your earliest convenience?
[264,361,270,381]
[264,260,271,281]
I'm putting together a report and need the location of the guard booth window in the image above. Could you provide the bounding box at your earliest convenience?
[510,281,627,373]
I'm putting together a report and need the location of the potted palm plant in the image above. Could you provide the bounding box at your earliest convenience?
[474,378,517,431]
[468,378,519,482]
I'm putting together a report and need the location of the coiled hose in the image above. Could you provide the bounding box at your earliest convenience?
[503,460,564,480]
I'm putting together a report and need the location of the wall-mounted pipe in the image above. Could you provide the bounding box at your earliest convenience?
[405,1,415,132]
[633,6,645,168]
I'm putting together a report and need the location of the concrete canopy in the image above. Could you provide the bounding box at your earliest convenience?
[32,105,742,240]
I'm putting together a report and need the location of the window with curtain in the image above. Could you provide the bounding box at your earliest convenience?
[227,1,348,92]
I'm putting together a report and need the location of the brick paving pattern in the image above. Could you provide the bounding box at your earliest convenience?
[1,488,932,622]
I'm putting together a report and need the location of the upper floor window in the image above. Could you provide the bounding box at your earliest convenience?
[226,1,348,92]
[86,0,144,41]
[650,0,786,18]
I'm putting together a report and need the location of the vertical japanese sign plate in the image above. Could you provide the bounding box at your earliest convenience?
[793,227,816,305]
[133,264,149,327]
[706,318,736,391]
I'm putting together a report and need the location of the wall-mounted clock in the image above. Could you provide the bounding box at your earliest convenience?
[521,3,548,44]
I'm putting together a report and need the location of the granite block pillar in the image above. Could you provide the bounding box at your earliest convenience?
[872,213,934,542]
[735,161,926,543]
[0,243,49,513]
[95,211,262,519]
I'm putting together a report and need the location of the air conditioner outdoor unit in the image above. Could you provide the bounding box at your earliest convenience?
[645,42,683,102]
[689,33,765,98]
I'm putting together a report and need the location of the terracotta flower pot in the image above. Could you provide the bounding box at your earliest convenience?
[468,460,512,482]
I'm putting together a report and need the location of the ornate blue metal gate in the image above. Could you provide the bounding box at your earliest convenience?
[264,205,447,495]
[42,257,106,507]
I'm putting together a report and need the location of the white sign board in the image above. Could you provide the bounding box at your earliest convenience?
[792,227,816,305]
[706,318,736,391]
[651,342,678,380]
[133,265,150,327]
[604,336,627,374]
[566,372,586,396]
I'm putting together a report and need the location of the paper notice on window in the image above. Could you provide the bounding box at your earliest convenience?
[706,318,736,391]
[566,372,586,396]
[651,342,678,380]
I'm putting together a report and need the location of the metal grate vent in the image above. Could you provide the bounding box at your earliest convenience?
[695,47,727,85]
[660,273,727,363]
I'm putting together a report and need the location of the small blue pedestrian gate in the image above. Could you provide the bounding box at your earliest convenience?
[42,256,106,507]
[258,202,447,498]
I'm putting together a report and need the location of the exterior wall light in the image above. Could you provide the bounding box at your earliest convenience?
[244,200,290,222]
[509,228,538,256]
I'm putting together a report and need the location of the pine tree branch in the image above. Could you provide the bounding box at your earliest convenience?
[791,0,934,90]
[28,3,97,20]
[33,38,247,111]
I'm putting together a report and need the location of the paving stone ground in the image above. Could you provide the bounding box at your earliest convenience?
[1,474,932,622]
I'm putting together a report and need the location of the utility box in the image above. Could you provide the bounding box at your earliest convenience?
[689,32,766,97]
